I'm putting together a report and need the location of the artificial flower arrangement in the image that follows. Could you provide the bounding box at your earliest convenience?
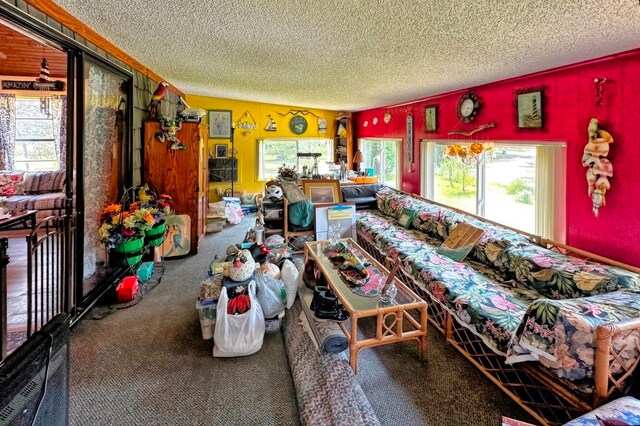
[98,185,174,249]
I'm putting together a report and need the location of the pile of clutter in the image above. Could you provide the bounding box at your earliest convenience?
[206,199,244,232]
[196,234,304,357]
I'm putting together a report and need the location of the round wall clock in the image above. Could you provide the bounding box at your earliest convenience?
[456,92,481,123]
[289,116,308,134]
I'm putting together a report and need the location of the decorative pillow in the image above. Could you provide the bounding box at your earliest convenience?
[279,180,307,203]
[24,170,65,194]
[0,171,25,196]
[375,187,412,218]
[397,208,417,229]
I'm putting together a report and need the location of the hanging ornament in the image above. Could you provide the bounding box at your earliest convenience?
[583,118,613,217]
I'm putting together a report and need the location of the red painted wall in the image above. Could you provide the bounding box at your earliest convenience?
[353,49,640,267]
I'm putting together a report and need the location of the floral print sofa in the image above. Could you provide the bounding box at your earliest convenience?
[355,186,640,419]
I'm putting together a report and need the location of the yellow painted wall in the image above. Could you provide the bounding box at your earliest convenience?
[186,95,340,200]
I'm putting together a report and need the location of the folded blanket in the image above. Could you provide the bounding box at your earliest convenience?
[298,287,348,353]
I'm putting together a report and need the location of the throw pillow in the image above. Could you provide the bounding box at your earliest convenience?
[436,223,485,262]
[279,180,307,203]
[0,171,25,196]
[397,208,417,229]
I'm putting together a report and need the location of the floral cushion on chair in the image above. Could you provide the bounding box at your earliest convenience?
[374,187,414,218]
[503,244,640,299]
[509,291,640,382]
[0,171,25,196]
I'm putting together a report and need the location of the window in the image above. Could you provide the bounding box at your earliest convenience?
[422,141,565,239]
[15,97,58,171]
[358,138,401,188]
[257,138,333,180]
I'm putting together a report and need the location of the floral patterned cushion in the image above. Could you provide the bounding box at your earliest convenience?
[508,291,640,382]
[503,244,640,299]
[0,171,25,196]
[564,396,640,425]
[375,187,414,219]
[356,209,540,355]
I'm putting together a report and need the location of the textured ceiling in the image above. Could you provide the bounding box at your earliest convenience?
[52,0,640,111]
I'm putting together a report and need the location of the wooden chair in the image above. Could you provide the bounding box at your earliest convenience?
[283,198,315,254]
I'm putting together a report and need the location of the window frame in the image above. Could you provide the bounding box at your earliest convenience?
[256,137,334,181]
[420,139,566,241]
[357,138,402,189]
[14,96,59,171]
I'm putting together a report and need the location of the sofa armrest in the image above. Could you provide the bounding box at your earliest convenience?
[595,316,640,404]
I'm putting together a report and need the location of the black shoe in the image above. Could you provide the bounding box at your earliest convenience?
[310,286,329,311]
[314,307,350,323]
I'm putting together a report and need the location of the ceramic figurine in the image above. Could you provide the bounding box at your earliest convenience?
[583,118,614,217]
[148,81,169,120]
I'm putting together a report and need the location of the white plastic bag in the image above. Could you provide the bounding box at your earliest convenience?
[255,273,286,318]
[280,259,299,309]
[225,202,243,225]
[213,281,265,357]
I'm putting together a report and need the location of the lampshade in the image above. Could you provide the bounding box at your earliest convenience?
[352,150,363,163]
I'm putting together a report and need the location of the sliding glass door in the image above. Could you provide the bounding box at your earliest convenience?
[75,56,131,302]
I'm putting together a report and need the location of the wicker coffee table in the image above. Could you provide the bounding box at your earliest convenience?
[304,238,428,372]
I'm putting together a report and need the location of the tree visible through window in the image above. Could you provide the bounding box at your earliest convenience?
[424,142,565,239]
[15,98,58,171]
[358,138,400,188]
[257,139,333,180]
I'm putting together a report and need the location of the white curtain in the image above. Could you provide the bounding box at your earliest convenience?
[50,95,67,170]
[535,145,557,240]
[0,94,16,170]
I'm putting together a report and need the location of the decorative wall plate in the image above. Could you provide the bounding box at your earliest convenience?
[290,116,308,134]
[383,113,392,123]
[372,117,379,125]
[363,121,368,127]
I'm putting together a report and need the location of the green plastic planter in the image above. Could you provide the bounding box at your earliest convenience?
[145,219,166,247]
[111,234,145,267]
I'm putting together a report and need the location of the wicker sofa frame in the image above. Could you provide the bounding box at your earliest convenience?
[355,191,640,426]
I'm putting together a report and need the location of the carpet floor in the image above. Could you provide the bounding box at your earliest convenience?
[69,214,300,426]
[69,213,534,425]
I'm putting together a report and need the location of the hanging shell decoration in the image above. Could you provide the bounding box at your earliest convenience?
[582,118,614,216]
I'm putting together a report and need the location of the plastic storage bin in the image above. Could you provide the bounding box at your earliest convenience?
[116,276,138,303]
[196,299,217,340]
[265,311,285,334]
[206,218,225,233]
[136,261,154,281]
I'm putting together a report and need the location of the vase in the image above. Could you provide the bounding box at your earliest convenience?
[111,234,145,267]
[145,219,166,247]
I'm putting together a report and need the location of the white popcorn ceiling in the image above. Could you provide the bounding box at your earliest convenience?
[53,0,640,111]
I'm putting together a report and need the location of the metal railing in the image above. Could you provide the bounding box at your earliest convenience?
[26,215,74,338]
[0,238,8,361]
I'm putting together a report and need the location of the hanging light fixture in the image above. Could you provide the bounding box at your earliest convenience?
[443,142,495,164]
[35,57,54,116]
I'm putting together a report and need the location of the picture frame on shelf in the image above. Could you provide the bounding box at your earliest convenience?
[301,179,341,204]
[424,105,438,132]
[515,87,544,129]
[215,144,228,159]
[208,110,232,138]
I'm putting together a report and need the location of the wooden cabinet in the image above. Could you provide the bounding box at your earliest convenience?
[335,113,353,170]
[144,121,208,255]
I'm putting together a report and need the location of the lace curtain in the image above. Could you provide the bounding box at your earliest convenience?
[0,94,16,170]
[83,63,124,281]
[51,95,67,170]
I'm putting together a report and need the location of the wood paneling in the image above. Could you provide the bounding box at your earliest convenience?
[23,0,185,97]
[144,122,207,254]
[0,23,67,77]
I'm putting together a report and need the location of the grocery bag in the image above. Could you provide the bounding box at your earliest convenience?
[213,281,265,357]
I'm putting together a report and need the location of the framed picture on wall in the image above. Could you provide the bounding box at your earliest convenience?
[208,110,232,138]
[424,105,438,132]
[215,144,228,159]
[302,179,341,204]
[515,87,544,129]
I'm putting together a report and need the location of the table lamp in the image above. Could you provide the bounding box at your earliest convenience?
[352,150,363,174]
